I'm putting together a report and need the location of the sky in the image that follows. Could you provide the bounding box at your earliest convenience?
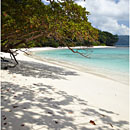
[42,0,129,35]
[76,0,129,35]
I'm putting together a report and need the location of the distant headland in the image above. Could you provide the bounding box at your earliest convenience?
[115,35,129,47]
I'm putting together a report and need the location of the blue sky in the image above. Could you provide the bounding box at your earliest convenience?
[76,0,129,35]
[115,0,120,3]
[42,0,129,35]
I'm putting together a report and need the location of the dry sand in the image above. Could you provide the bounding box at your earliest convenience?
[1,47,129,130]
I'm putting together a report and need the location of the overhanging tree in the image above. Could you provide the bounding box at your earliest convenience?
[1,0,99,64]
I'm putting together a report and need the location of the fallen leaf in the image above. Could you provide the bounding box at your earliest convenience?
[89,120,96,125]
[68,111,73,114]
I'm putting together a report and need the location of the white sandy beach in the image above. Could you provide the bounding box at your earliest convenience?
[1,47,129,130]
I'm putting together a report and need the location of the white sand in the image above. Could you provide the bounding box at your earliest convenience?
[1,47,129,130]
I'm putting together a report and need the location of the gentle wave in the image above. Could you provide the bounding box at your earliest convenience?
[34,47,129,85]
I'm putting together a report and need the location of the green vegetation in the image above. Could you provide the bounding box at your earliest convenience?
[98,31,118,46]
[1,0,119,63]
[1,0,98,50]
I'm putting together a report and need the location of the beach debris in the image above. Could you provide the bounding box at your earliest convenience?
[33,83,39,86]
[12,105,19,108]
[109,123,113,128]
[100,114,105,117]
[48,111,53,115]
[49,98,53,100]
[3,117,7,120]
[54,121,58,124]
[53,104,58,108]
[4,66,8,70]
[21,124,25,126]
[89,120,96,125]
[6,89,10,91]
[3,123,7,125]
[68,111,73,114]
[9,109,12,112]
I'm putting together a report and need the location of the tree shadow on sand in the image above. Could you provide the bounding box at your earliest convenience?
[1,59,78,80]
[1,82,129,130]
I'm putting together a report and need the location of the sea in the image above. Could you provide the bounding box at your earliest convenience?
[35,47,129,85]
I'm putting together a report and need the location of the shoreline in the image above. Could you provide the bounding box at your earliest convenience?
[13,46,116,53]
[1,47,129,129]
[28,47,128,85]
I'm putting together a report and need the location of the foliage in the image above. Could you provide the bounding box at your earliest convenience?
[1,0,118,65]
[1,0,99,52]
[98,31,118,46]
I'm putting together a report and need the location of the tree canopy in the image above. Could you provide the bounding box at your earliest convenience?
[1,0,98,51]
[1,0,118,64]
[98,31,118,46]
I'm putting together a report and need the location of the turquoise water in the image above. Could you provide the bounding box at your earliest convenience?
[35,47,129,84]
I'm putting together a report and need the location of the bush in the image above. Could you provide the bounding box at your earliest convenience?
[51,42,59,48]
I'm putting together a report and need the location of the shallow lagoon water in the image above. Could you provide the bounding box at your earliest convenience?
[35,47,129,85]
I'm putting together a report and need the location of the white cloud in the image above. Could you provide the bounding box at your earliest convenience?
[76,0,129,35]
[95,17,129,35]
[41,0,50,5]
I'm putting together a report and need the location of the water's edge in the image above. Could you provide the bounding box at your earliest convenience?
[25,50,128,85]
